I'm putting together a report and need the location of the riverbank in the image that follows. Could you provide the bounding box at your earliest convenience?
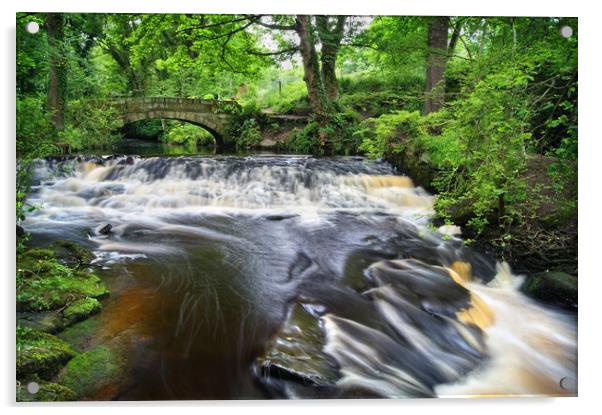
[16,241,112,401]
[384,145,578,310]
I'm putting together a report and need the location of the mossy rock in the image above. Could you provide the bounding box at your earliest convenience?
[57,316,102,352]
[58,345,126,399]
[17,265,108,312]
[17,327,77,379]
[23,248,55,261]
[63,298,102,325]
[52,240,95,267]
[16,380,76,402]
[17,311,64,334]
[521,271,577,310]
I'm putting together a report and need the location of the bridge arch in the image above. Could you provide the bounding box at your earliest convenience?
[100,97,239,147]
[122,111,225,147]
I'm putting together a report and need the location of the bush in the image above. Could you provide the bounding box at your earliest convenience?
[235,119,262,148]
[16,96,56,157]
[57,100,124,151]
[287,122,321,154]
[356,110,424,158]
[424,67,531,233]
[357,65,534,235]
[287,110,360,155]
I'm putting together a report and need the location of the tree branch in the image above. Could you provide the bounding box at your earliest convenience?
[246,46,299,56]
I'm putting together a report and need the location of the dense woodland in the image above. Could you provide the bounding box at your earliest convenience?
[16,13,578,268]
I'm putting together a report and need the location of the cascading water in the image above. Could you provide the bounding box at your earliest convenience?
[23,155,577,400]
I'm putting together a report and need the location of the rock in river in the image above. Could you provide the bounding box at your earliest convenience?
[254,302,339,396]
[521,271,577,310]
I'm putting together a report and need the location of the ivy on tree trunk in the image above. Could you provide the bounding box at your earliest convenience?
[316,16,346,102]
[295,15,329,118]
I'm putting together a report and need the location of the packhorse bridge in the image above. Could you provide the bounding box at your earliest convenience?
[101,97,240,146]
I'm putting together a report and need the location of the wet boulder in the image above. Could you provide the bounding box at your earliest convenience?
[98,224,113,235]
[521,271,577,310]
[255,303,338,393]
[17,311,64,334]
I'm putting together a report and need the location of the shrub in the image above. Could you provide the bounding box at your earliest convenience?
[235,119,262,149]
[357,65,534,235]
[287,110,360,155]
[57,100,124,151]
[356,110,424,158]
[16,96,56,158]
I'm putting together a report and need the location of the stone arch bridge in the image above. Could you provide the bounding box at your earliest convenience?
[99,97,240,146]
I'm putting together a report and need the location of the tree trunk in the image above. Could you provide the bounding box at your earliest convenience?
[424,16,449,115]
[316,16,346,102]
[46,13,66,130]
[448,19,462,59]
[295,15,328,118]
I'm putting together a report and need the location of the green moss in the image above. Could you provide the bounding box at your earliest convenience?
[16,380,77,402]
[59,345,125,398]
[57,316,102,352]
[24,248,55,261]
[16,326,77,379]
[63,298,101,325]
[17,254,108,312]
[52,240,95,267]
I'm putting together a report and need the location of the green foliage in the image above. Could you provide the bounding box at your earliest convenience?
[122,119,164,140]
[161,121,215,147]
[358,63,535,235]
[17,14,49,96]
[287,122,321,154]
[57,100,124,151]
[17,248,109,312]
[235,119,262,149]
[423,65,532,233]
[227,102,265,149]
[16,96,56,157]
[258,79,309,113]
[338,70,424,116]
[288,110,360,155]
[356,110,424,158]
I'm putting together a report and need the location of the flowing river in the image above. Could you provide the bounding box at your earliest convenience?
[22,149,577,400]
